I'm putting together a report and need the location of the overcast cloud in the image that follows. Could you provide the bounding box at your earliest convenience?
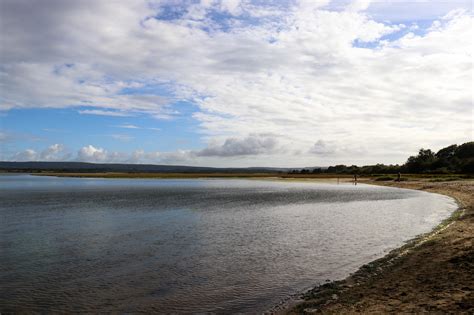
[0,0,472,166]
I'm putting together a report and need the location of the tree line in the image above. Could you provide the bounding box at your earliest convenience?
[291,142,474,175]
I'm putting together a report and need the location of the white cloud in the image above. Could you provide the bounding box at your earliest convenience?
[40,144,68,161]
[197,135,278,157]
[220,0,243,16]
[115,124,140,129]
[112,124,160,131]
[296,0,331,11]
[1,1,472,166]
[310,140,336,156]
[78,109,133,117]
[13,149,38,161]
[77,145,109,162]
[346,0,372,12]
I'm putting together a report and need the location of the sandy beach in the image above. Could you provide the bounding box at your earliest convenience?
[286,179,473,314]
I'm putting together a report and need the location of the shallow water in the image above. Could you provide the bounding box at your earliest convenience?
[0,175,457,313]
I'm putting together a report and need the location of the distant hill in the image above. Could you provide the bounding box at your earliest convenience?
[0,161,295,173]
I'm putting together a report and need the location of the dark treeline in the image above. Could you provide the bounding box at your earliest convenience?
[292,142,474,175]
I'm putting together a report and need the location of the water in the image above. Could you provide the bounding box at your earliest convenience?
[0,175,457,313]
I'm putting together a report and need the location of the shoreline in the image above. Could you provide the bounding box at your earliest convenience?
[283,179,473,314]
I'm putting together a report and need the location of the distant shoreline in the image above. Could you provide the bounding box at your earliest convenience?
[25,171,472,181]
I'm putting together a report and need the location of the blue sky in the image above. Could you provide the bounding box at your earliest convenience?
[1,104,203,152]
[0,0,472,166]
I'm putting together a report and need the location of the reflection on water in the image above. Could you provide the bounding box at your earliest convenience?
[0,175,457,313]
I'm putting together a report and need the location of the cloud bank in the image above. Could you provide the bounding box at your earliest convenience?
[10,135,280,164]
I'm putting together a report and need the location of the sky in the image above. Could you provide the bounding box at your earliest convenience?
[0,0,472,167]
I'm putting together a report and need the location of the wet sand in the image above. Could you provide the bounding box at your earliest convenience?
[285,179,474,314]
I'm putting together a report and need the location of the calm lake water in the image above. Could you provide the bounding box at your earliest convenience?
[0,175,457,313]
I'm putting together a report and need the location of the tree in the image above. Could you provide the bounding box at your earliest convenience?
[456,142,474,173]
[436,144,457,160]
[434,144,458,171]
[405,148,437,173]
[455,142,474,159]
